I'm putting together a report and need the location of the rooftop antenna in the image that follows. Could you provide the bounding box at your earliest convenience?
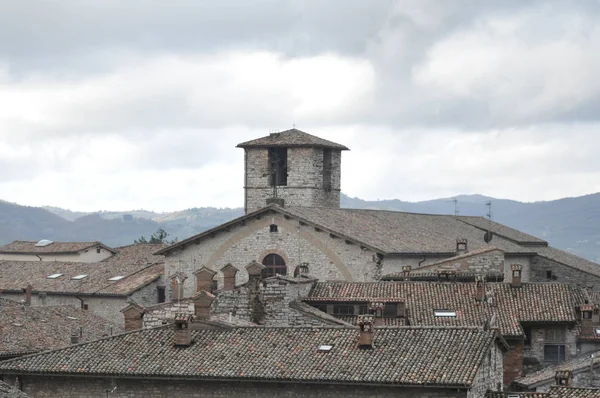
[445,198,459,217]
[484,201,493,243]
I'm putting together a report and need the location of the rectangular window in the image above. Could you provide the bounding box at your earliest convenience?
[268,147,288,186]
[333,305,355,316]
[96,247,101,254]
[211,280,218,294]
[583,311,593,320]
[312,304,328,313]
[434,310,457,317]
[383,303,398,317]
[269,224,278,233]
[546,270,553,279]
[523,327,532,347]
[545,328,566,342]
[512,270,520,277]
[358,305,369,315]
[544,345,566,362]
[157,286,166,303]
[323,149,332,190]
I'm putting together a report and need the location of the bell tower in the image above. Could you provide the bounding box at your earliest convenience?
[237,129,348,214]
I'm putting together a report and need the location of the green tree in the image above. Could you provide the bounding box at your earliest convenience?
[134,228,177,244]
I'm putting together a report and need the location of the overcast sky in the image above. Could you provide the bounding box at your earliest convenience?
[1,0,600,212]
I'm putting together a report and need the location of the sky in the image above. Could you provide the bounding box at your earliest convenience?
[1,0,600,212]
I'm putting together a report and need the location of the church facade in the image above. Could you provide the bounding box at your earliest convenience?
[157,129,600,300]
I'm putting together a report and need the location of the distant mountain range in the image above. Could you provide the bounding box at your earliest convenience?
[1,193,599,262]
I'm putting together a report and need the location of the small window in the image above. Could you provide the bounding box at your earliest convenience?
[157,286,166,303]
[312,304,328,313]
[96,247,101,254]
[595,328,600,336]
[583,311,593,320]
[71,274,88,280]
[333,305,355,316]
[434,310,457,317]
[523,327,532,347]
[383,303,398,317]
[211,280,218,294]
[544,344,566,362]
[546,270,553,279]
[512,270,521,277]
[47,273,63,279]
[108,276,125,281]
[81,303,89,311]
[269,224,278,233]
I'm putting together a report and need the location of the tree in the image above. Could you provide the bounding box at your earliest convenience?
[134,228,177,244]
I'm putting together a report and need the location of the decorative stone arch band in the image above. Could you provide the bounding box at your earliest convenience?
[205,216,354,281]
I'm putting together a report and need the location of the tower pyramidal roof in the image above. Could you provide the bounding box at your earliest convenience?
[237,128,349,150]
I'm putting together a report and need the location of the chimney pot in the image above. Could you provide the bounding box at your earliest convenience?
[511,264,523,288]
[475,276,485,301]
[121,303,145,331]
[174,313,194,346]
[456,239,468,255]
[169,273,188,300]
[193,267,217,293]
[357,315,375,349]
[192,291,215,320]
[24,284,33,306]
[555,370,573,387]
[220,264,239,290]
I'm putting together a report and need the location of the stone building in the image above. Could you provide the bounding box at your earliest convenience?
[156,129,600,301]
[0,240,115,263]
[0,244,166,327]
[0,318,507,398]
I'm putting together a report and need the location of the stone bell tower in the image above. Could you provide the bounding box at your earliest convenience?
[237,129,348,214]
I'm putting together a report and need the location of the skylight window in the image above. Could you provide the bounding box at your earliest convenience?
[47,273,63,279]
[71,274,88,280]
[35,239,53,247]
[318,345,333,352]
[108,276,125,281]
[595,328,600,336]
[434,310,457,317]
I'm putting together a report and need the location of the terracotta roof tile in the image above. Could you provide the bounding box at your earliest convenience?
[514,350,600,388]
[0,299,122,358]
[549,387,600,398]
[0,326,499,387]
[237,129,349,150]
[306,282,580,336]
[456,217,547,245]
[0,241,114,254]
[0,244,165,296]
[485,392,547,398]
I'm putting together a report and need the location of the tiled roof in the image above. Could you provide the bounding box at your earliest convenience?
[0,300,122,358]
[514,350,600,388]
[382,271,505,282]
[156,205,600,277]
[536,246,600,278]
[0,260,163,296]
[0,380,30,397]
[306,282,580,336]
[456,217,547,245]
[549,387,600,398]
[0,240,114,254]
[485,392,547,398]
[103,244,166,266]
[236,129,349,150]
[337,316,405,327]
[0,326,499,388]
[288,301,354,326]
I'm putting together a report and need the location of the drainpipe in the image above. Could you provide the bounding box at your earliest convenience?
[35,255,43,261]
[418,256,427,267]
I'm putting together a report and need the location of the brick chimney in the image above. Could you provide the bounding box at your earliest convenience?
[193,266,217,293]
[555,370,573,386]
[476,275,485,301]
[174,313,194,347]
[246,261,266,282]
[369,302,385,327]
[23,283,33,306]
[169,272,188,300]
[192,290,215,320]
[580,304,596,336]
[511,264,522,288]
[120,302,145,331]
[357,315,375,349]
[220,263,239,290]
[456,239,468,255]
[402,265,411,280]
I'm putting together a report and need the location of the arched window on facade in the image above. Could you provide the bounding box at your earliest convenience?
[262,254,287,278]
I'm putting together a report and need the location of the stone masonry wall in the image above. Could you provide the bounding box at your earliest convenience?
[534,366,600,393]
[165,212,379,299]
[10,375,469,398]
[523,325,578,368]
[530,256,600,289]
[468,342,505,398]
[244,147,341,213]
[413,249,505,275]
[503,256,533,283]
